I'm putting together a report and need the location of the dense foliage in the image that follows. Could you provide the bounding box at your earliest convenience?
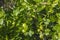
[0,0,60,40]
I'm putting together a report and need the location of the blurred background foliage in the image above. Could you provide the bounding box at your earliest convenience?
[0,0,60,40]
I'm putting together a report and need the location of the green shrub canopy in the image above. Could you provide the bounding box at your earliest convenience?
[0,0,60,40]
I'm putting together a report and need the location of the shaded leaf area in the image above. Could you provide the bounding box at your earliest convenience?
[0,0,60,40]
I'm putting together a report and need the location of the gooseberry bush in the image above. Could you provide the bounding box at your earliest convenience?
[0,0,60,40]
